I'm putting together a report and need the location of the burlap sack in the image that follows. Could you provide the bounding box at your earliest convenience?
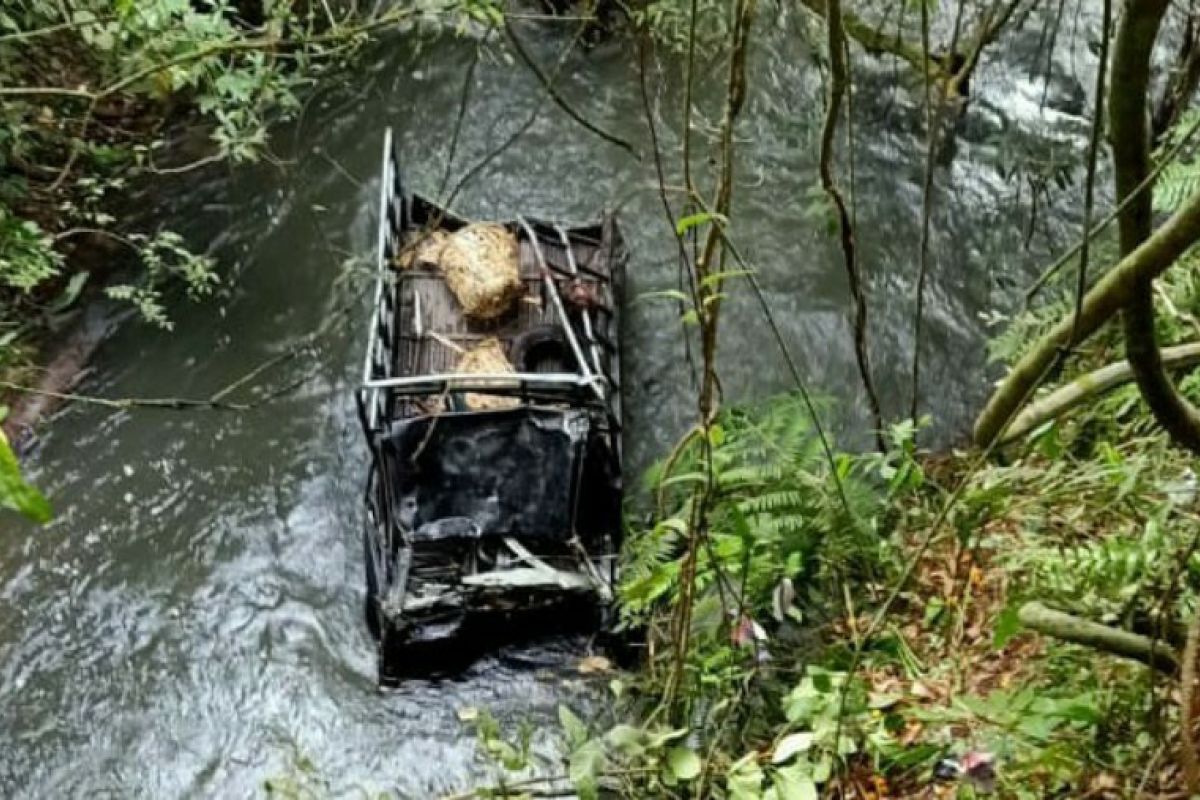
[455,337,519,411]
[438,223,521,320]
[394,229,448,270]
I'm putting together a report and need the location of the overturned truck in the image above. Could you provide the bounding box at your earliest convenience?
[355,129,626,683]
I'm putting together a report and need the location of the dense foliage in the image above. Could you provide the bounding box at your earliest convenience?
[0,1,443,518]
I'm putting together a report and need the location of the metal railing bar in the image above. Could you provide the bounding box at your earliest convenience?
[554,224,606,378]
[516,217,604,403]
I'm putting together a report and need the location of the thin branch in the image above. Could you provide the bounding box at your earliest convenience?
[1024,111,1200,304]
[0,86,96,99]
[709,224,854,521]
[910,0,937,424]
[999,342,1200,443]
[818,0,885,450]
[442,22,590,210]
[665,0,756,714]
[1068,0,1111,347]
[798,0,947,80]
[1182,601,1200,792]
[502,17,640,160]
[637,37,699,380]
[682,0,700,196]
[0,14,115,44]
[0,381,250,412]
[437,44,481,200]
[146,151,226,176]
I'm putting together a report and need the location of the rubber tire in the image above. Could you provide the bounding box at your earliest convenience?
[509,324,572,373]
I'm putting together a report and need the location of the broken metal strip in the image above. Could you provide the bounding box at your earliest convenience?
[461,567,594,591]
[501,537,567,579]
[363,127,397,430]
[505,535,614,604]
[554,224,606,379]
[516,217,605,403]
[568,536,614,603]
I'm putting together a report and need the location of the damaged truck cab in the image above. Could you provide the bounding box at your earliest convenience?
[355,130,626,684]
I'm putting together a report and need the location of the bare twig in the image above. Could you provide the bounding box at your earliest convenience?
[910,0,937,425]
[664,0,756,714]
[636,38,699,380]
[437,44,482,200]
[1182,601,1200,792]
[0,14,116,44]
[442,21,590,210]
[0,381,250,412]
[502,17,640,160]
[1068,0,1111,350]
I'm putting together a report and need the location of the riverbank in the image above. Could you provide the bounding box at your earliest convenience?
[500,283,1200,799]
[455,383,1197,799]
[452,243,1200,796]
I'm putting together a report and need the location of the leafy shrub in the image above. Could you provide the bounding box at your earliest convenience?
[0,210,62,293]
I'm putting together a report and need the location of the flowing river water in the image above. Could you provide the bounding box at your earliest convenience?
[1,10,1099,797]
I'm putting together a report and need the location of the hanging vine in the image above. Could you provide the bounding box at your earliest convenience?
[818,0,885,450]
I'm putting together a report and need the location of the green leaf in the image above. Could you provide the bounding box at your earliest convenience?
[699,268,753,289]
[636,289,690,304]
[48,270,89,313]
[708,423,726,447]
[772,764,818,800]
[675,211,728,236]
[0,430,50,524]
[568,739,605,800]
[727,753,765,800]
[646,727,689,749]
[667,746,702,781]
[993,604,1022,649]
[771,732,815,764]
[605,724,645,755]
[559,705,587,749]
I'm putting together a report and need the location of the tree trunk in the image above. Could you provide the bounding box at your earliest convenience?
[974,0,1200,448]
[1113,0,1200,453]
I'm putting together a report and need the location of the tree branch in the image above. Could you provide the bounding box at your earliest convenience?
[973,184,1200,446]
[1113,0,1200,452]
[1000,342,1200,443]
[1019,601,1178,674]
[799,0,947,80]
